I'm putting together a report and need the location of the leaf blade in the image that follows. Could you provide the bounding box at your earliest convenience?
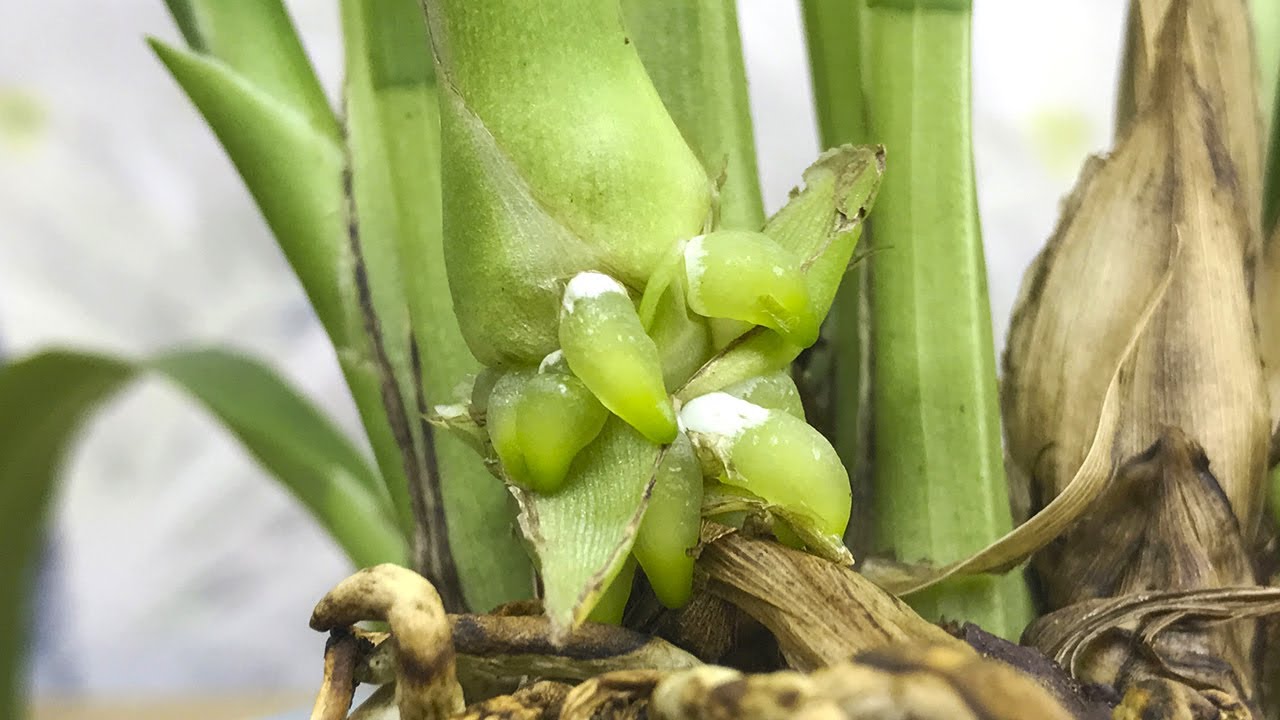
[0,348,405,718]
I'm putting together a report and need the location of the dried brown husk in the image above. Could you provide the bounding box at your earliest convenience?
[1005,0,1267,545]
[693,525,968,671]
[1022,431,1259,707]
[1002,0,1269,710]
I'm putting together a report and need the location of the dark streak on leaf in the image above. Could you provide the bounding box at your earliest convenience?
[340,127,464,612]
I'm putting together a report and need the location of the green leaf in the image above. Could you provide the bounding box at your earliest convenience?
[621,0,765,231]
[149,36,419,571]
[0,349,406,719]
[863,1,1032,639]
[161,0,341,141]
[512,418,662,636]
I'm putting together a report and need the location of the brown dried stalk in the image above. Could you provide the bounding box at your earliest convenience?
[694,526,968,670]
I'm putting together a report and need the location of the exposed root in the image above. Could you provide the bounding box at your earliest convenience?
[312,563,465,720]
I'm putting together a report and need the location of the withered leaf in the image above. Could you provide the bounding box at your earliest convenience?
[559,670,662,720]
[1003,0,1268,563]
[650,645,1076,720]
[695,526,967,671]
[457,680,571,720]
[1023,430,1258,708]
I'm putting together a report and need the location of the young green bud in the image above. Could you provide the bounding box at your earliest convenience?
[633,433,703,608]
[684,231,819,348]
[485,369,533,486]
[680,392,849,537]
[559,272,678,444]
[516,367,610,494]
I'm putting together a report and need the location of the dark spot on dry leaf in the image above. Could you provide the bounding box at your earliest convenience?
[1191,82,1238,193]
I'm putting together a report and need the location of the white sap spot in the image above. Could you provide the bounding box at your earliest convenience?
[433,403,469,420]
[772,265,784,276]
[562,271,626,314]
[679,392,771,441]
[684,235,708,286]
[538,349,565,373]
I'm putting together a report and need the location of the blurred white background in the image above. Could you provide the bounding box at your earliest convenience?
[0,0,1123,696]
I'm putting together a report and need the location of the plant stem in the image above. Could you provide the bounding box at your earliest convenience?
[621,0,765,230]
[863,0,1032,639]
[801,0,874,554]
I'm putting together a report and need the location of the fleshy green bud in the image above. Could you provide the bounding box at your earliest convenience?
[485,369,533,486]
[633,433,703,608]
[684,231,818,348]
[516,366,609,493]
[559,272,678,444]
[680,392,849,537]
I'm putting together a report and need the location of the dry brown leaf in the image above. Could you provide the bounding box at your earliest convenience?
[694,526,967,671]
[353,612,703,694]
[458,680,571,720]
[1022,431,1259,709]
[860,250,1172,596]
[1003,0,1268,566]
[1260,219,1280,430]
[649,645,1076,720]
[559,669,661,720]
[1121,0,1263,230]
[1024,587,1280,683]
[1000,0,1268,711]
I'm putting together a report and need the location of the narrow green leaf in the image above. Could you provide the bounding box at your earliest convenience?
[621,0,765,230]
[149,39,347,337]
[149,37,419,571]
[161,0,341,140]
[0,349,407,719]
[863,0,1032,639]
